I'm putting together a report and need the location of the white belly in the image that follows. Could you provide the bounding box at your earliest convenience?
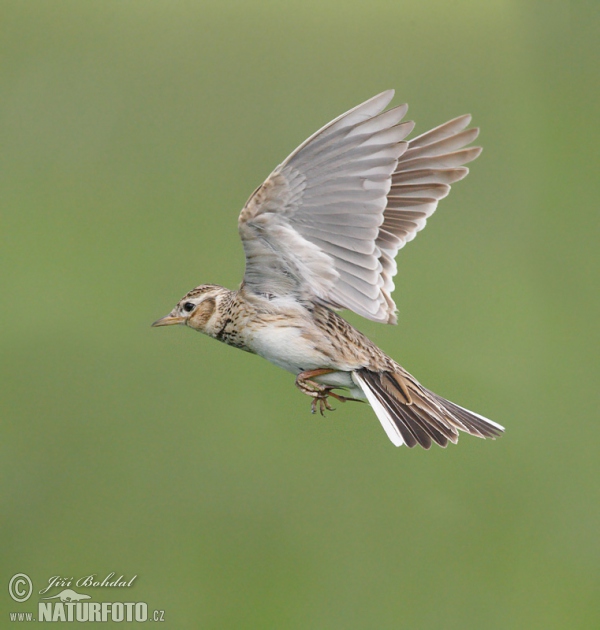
[246,324,366,400]
[247,324,324,373]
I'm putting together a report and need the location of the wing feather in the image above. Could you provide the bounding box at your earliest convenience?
[300,228,377,255]
[333,257,382,284]
[309,238,380,268]
[397,147,482,172]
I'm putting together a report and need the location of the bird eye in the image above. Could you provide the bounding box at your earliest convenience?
[182,302,195,313]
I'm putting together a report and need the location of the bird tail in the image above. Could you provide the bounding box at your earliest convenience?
[352,368,504,448]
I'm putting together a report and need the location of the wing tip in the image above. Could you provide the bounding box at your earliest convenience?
[458,113,473,126]
[464,145,483,163]
[366,89,396,112]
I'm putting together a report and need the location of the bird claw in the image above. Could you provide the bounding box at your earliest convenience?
[295,369,358,417]
[311,394,335,416]
[327,390,350,404]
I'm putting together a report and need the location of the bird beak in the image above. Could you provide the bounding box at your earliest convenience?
[151,313,186,327]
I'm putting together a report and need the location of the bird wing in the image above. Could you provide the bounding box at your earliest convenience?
[238,90,481,323]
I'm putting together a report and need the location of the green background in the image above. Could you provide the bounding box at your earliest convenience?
[2,1,598,628]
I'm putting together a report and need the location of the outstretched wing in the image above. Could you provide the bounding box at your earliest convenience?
[238,90,481,323]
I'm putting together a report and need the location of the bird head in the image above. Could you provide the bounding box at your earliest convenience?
[151,284,227,334]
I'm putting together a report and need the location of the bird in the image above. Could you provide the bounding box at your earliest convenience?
[152,90,504,449]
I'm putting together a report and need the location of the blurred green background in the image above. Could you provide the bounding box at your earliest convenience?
[1,1,598,628]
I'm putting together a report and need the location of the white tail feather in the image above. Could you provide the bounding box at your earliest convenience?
[353,372,404,447]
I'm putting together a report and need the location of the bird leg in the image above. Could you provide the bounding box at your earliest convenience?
[295,369,355,415]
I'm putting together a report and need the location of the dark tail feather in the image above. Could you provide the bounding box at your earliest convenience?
[354,368,504,449]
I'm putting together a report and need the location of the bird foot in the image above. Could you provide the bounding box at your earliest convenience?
[295,369,355,416]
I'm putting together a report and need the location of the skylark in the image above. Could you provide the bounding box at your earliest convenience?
[153,90,504,448]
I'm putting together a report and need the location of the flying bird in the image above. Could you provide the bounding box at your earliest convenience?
[153,90,504,448]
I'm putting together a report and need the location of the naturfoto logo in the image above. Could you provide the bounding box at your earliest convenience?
[8,572,165,624]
